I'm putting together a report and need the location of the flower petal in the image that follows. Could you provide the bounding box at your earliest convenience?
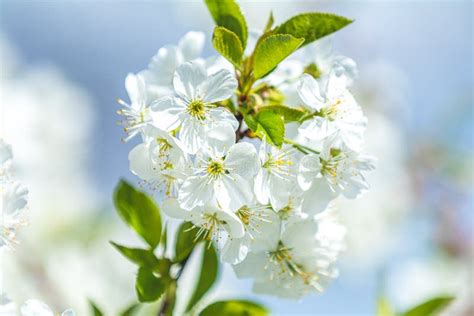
[297,74,325,110]
[208,108,239,131]
[221,236,249,264]
[173,61,207,101]
[215,175,253,212]
[254,169,270,205]
[147,45,180,86]
[297,154,321,191]
[300,178,337,215]
[21,300,54,316]
[178,176,212,210]
[198,69,237,103]
[178,31,205,61]
[162,198,190,220]
[128,143,154,181]
[125,73,147,107]
[225,142,259,179]
[150,96,184,131]
[179,116,206,154]
[204,123,236,157]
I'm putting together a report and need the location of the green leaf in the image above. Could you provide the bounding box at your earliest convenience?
[135,267,166,303]
[253,34,304,79]
[110,241,160,268]
[89,300,104,316]
[242,111,257,131]
[113,180,162,249]
[175,221,198,262]
[186,244,219,312]
[264,12,274,33]
[204,0,248,48]
[255,110,285,147]
[402,296,454,316]
[376,297,395,316]
[119,303,141,316]
[259,105,306,122]
[199,300,268,316]
[212,26,243,68]
[275,13,353,47]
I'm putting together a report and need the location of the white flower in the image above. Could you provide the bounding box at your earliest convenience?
[162,198,244,241]
[233,206,345,299]
[1,181,28,250]
[151,61,238,154]
[117,73,153,142]
[0,139,12,179]
[139,31,206,92]
[129,126,189,197]
[20,299,74,316]
[298,135,376,214]
[177,124,259,212]
[297,73,367,151]
[303,37,358,85]
[221,204,279,264]
[254,139,297,210]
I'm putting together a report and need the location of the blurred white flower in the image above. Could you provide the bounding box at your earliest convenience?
[20,300,74,316]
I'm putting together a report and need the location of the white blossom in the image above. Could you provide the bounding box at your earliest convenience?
[151,61,238,153]
[177,125,259,212]
[298,135,376,214]
[297,73,367,151]
[20,300,74,316]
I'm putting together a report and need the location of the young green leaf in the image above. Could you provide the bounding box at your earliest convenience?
[135,267,166,303]
[253,34,304,79]
[204,0,248,48]
[402,296,454,316]
[255,110,285,147]
[88,300,104,316]
[199,300,268,316]
[110,241,160,268]
[212,26,243,68]
[264,12,275,33]
[175,221,198,262]
[376,297,395,316]
[186,244,219,312]
[119,303,141,316]
[258,105,306,122]
[275,13,352,47]
[113,180,162,249]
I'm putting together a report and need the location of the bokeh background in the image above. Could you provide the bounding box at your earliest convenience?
[0,0,472,315]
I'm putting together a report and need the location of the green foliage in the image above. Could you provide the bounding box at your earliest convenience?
[110,242,160,269]
[402,296,454,316]
[119,303,141,316]
[275,13,352,47]
[135,267,167,303]
[175,221,199,262]
[255,110,285,147]
[204,0,248,48]
[113,180,162,249]
[263,12,275,33]
[252,34,304,79]
[376,297,395,316]
[200,300,269,316]
[88,300,104,316]
[186,244,219,312]
[212,26,243,68]
[259,105,307,122]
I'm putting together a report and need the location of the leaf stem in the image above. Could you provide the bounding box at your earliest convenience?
[283,138,320,155]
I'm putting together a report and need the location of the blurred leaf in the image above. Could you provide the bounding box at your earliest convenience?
[113,180,162,249]
[88,300,104,316]
[135,267,166,303]
[119,303,141,316]
[110,242,160,268]
[242,111,258,131]
[199,300,268,316]
[258,105,306,122]
[175,221,199,262]
[204,0,248,48]
[253,34,304,79]
[376,297,395,316]
[255,110,285,147]
[186,244,219,312]
[402,296,455,316]
[212,26,243,68]
[275,13,352,47]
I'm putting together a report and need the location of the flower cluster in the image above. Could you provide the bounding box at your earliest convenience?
[120,30,375,299]
[0,139,28,250]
